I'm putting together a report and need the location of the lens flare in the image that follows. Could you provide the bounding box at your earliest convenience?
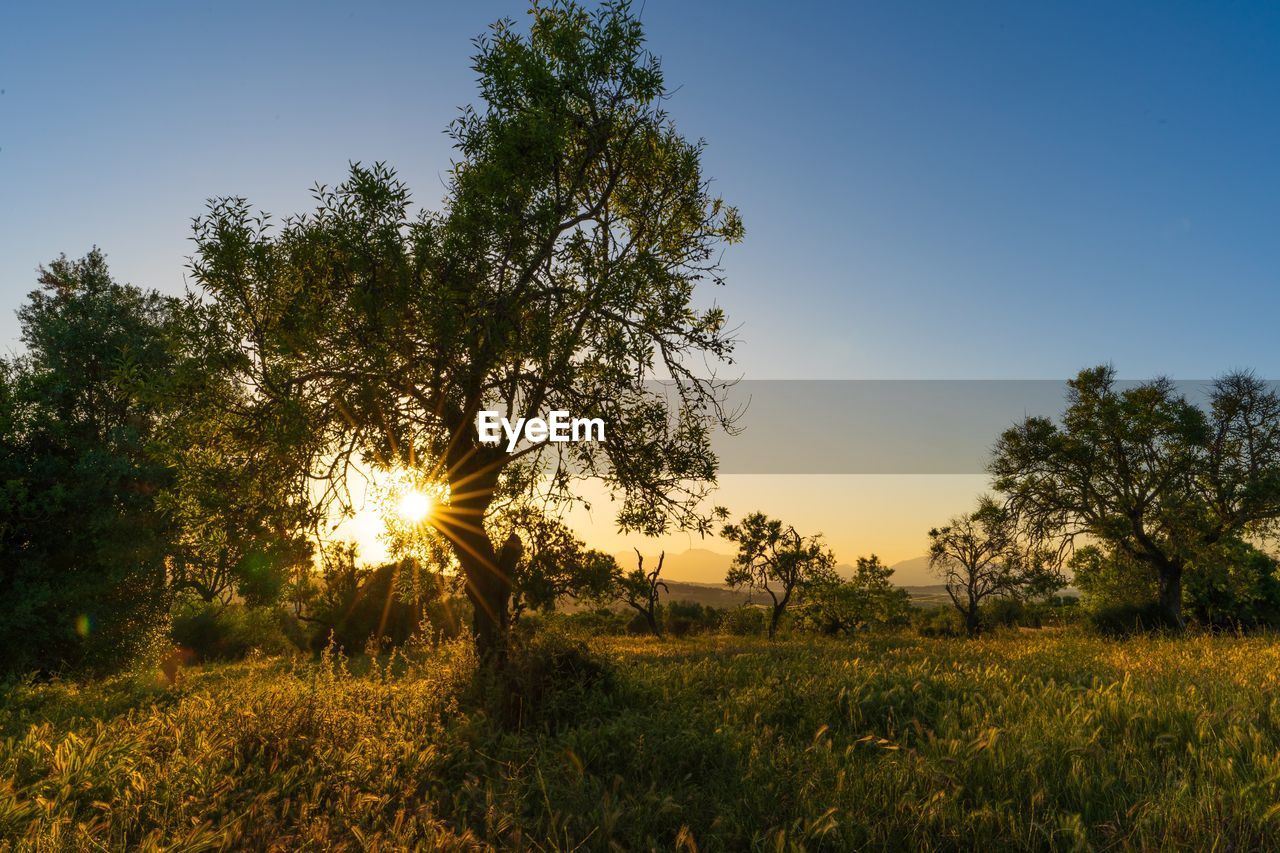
[396,490,433,523]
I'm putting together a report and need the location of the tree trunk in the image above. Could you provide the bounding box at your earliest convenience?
[768,604,783,640]
[646,608,661,638]
[964,605,980,638]
[442,452,520,663]
[1156,561,1185,629]
[451,528,523,662]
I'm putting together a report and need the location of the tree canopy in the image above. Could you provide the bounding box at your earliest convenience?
[722,512,836,639]
[0,251,178,673]
[188,1,742,656]
[928,496,1064,636]
[991,366,1280,627]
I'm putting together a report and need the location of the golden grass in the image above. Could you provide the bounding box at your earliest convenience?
[5,630,1280,850]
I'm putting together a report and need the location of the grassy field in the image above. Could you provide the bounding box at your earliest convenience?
[5,630,1280,850]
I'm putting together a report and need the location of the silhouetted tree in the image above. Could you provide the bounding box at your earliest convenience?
[797,555,911,635]
[156,304,317,605]
[503,510,617,621]
[929,497,1064,637]
[188,1,742,660]
[722,513,836,639]
[618,549,669,636]
[0,251,178,674]
[991,366,1280,628]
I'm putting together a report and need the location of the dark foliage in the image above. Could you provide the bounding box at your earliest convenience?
[0,251,176,675]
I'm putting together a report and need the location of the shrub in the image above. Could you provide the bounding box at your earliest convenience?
[915,607,962,638]
[721,606,767,636]
[1090,601,1179,637]
[1184,539,1280,630]
[796,556,913,635]
[553,607,632,635]
[983,597,1035,629]
[309,562,430,653]
[664,600,721,636]
[170,601,298,662]
[625,610,655,634]
[494,629,614,730]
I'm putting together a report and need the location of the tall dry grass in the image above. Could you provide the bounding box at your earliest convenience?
[5,630,1280,849]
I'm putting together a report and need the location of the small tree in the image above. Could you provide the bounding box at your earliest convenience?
[798,555,911,635]
[618,549,669,636]
[722,512,836,639]
[503,511,617,621]
[928,497,1063,637]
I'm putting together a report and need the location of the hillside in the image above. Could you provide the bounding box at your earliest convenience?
[617,548,734,586]
[659,580,771,608]
[887,555,937,586]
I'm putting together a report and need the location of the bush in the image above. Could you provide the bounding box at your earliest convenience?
[795,556,913,635]
[915,608,961,638]
[423,595,473,642]
[625,610,655,635]
[170,601,299,662]
[721,606,767,636]
[495,629,614,730]
[664,601,721,636]
[1185,539,1280,630]
[552,607,632,635]
[1090,601,1179,637]
[983,597,1036,629]
[310,563,429,653]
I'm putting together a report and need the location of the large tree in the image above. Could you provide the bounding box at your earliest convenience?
[188,1,742,657]
[991,366,1280,628]
[0,251,178,674]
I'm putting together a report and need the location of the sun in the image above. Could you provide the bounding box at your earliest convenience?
[395,489,433,524]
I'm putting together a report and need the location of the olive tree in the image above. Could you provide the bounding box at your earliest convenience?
[928,497,1063,636]
[991,366,1280,628]
[188,1,742,658]
[722,512,836,639]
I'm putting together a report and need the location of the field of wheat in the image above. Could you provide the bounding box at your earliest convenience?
[5,630,1280,850]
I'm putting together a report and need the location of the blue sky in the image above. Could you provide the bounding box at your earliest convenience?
[3,0,1279,380]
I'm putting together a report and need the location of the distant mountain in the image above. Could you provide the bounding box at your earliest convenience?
[617,547,733,585]
[834,562,858,580]
[888,555,936,586]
